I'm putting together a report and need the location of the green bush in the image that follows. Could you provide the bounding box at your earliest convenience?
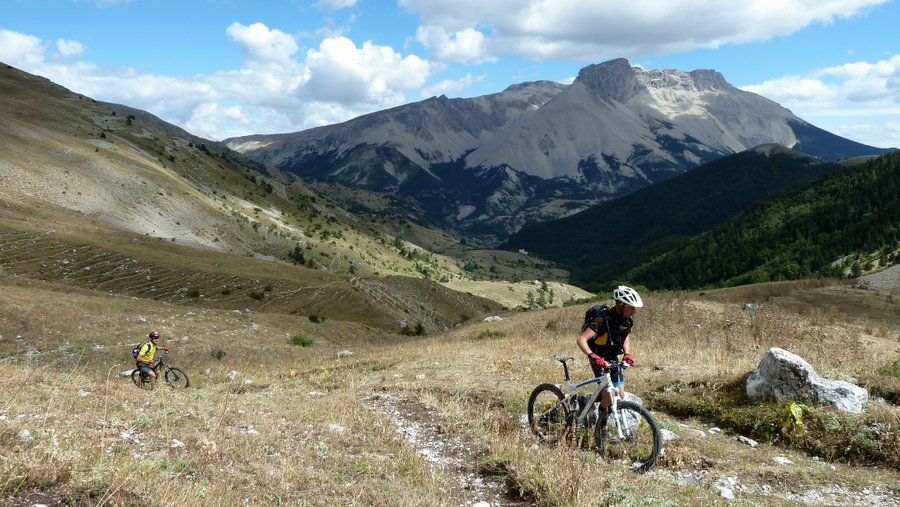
[185,287,200,298]
[308,314,324,323]
[472,330,505,341]
[291,335,314,347]
[249,290,265,300]
[400,322,426,336]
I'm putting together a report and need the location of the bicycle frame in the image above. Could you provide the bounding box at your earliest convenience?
[554,354,628,440]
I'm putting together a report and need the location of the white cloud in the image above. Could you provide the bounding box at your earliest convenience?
[0,25,433,140]
[414,26,494,64]
[399,0,889,61]
[55,39,85,57]
[742,54,900,113]
[421,73,484,97]
[302,37,430,104]
[742,54,900,147]
[226,22,299,63]
[315,0,357,9]
[0,29,47,68]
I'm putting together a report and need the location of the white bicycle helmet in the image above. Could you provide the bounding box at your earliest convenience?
[613,285,643,308]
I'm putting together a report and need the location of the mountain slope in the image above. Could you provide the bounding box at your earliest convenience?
[226,58,891,244]
[503,144,849,290]
[0,62,509,331]
[628,149,900,289]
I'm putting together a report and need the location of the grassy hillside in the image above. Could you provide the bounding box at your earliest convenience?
[1,276,897,506]
[630,149,900,289]
[0,62,584,313]
[503,145,849,291]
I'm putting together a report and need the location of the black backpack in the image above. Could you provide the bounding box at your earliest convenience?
[131,342,145,359]
[581,304,609,332]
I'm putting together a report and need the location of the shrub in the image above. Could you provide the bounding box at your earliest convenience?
[472,330,505,341]
[291,335,314,347]
[211,349,227,361]
[249,291,265,300]
[400,322,426,336]
[308,314,324,323]
[185,287,200,298]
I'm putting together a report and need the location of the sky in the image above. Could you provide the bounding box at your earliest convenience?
[1,0,898,148]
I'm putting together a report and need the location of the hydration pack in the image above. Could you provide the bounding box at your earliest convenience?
[581,304,609,332]
[131,342,145,359]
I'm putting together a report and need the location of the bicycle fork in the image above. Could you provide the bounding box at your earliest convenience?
[609,393,628,440]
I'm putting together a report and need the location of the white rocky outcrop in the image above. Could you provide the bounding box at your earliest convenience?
[746,348,868,413]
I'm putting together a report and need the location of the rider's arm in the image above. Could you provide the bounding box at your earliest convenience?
[576,327,595,356]
[622,335,631,356]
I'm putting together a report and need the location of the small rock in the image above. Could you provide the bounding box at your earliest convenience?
[736,435,758,448]
[660,428,678,442]
[337,349,353,358]
[714,476,738,500]
[78,389,91,397]
[170,439,186,448]
[328,424,349,434]
[415,374,426,380]
[708,426,723,434]
[482,316,503,322]
[772,456,794,465]
[307,391,326,397]
[17,429,33,443]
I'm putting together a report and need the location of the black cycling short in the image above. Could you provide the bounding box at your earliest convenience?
[589,361,625,386]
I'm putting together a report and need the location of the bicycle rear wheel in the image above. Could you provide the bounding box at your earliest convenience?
[594,400,661,472]
[527,383,572,444]
[164,367,190,388]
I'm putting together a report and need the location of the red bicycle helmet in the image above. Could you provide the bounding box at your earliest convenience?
[149,331,160,340]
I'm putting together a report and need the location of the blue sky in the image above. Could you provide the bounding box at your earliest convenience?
[1,0,898,148]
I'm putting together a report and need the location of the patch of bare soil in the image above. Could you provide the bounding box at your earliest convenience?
[366,393,529,507]
[0,484,145,507]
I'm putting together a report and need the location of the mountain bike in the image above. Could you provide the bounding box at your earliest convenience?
[527,355,661,472]
[132,351,190,389]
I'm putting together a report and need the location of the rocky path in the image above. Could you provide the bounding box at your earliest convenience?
[366,393,528,507]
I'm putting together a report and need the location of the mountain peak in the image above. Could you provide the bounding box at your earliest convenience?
[574,58,644,102]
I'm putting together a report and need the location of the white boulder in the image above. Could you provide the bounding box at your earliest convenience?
[746,348,868,413]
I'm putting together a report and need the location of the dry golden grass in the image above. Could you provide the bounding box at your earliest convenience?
[2,278,898,506]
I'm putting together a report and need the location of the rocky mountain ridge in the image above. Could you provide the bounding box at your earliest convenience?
[225,58,890,245]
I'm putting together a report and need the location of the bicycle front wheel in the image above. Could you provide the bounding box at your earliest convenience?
[594,400,661,473]
[164,367,190,388]
[527,383,572,444]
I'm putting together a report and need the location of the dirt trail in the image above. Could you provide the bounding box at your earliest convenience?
[366,393,528,507]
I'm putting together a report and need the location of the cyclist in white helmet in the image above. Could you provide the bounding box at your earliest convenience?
[576,285,643,410]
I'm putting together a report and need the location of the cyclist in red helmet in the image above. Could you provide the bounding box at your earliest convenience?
[576,285,643,410]
[135,331,170,388]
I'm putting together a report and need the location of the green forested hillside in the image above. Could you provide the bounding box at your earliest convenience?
[630,150,900,289]
[502,145,846,291]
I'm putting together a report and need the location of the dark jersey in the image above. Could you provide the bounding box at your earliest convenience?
[584,306,633,360]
